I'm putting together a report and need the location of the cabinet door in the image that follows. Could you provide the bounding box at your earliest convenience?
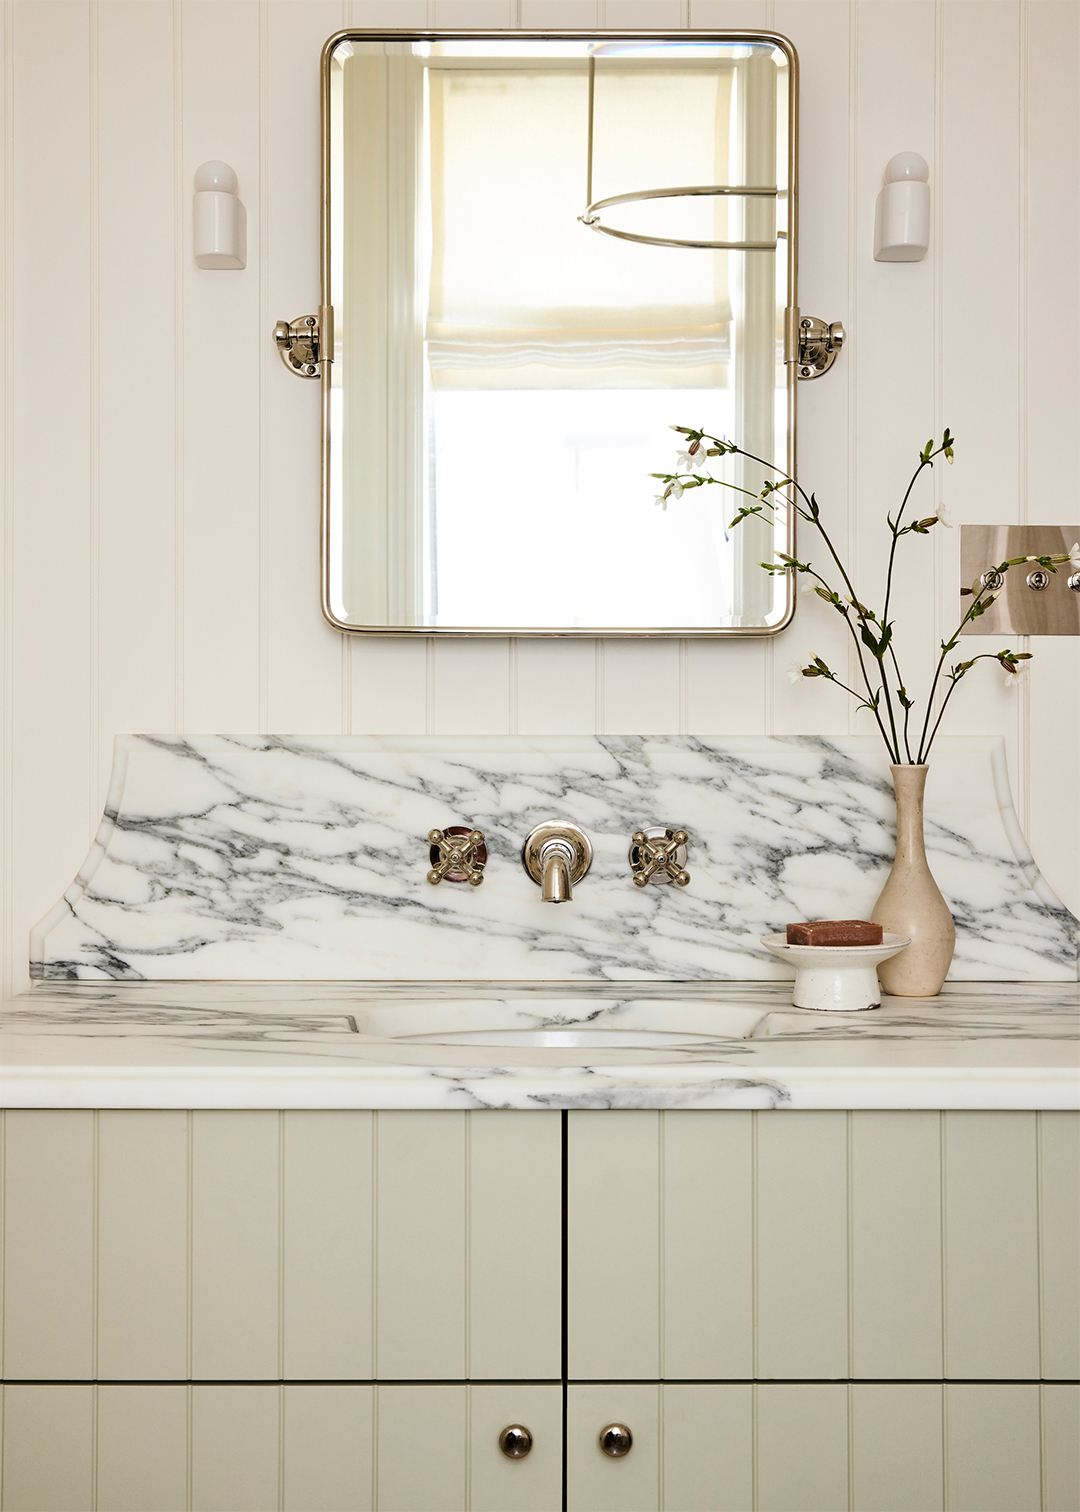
[566,1109,1079,1382]
[1,1109,563,1383]
[0,1384,562,1512]
[563,1382,1077,1512]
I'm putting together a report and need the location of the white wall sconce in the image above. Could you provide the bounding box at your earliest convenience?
[194,161,246,269]
[874,152,930,262]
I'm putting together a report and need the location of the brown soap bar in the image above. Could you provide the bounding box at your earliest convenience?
[786,919,884,946]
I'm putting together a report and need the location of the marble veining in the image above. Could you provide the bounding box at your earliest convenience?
[31,734,1078,982]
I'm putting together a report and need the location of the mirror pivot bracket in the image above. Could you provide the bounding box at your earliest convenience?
[789,310,845,379]
[274,306,333,378]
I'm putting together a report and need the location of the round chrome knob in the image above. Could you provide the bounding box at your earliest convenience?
[1027,568,1051,591]
[499,1424,533,1459]
[599,1423,632,1457]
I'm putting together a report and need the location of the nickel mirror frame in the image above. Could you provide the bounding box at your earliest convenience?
[319,28,800,637]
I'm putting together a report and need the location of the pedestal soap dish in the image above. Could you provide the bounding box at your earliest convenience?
[760,933,911,1011]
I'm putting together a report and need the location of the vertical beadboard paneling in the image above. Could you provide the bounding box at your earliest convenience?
[352,1,430,26]
[850,1384,943,1512]
[433,0,514,23]
[602,641,681,734]
[1039,1111,1080,1382]
[515,639,598,735]
[282,1110,374,1381]
[688,1,770,25]
[567,1110,660,1380]
[180,1,262,732]
[850,1110,942,1379]
[662,1110,754,1379]
[190,1111,280,1381]
[2,1112,95,1381]
[853,1,938,753]
[96,1385,188,1512]
[945,1384,1042,1512]
[662,1384,753,1512]
[468,1112,562,1380]
[1043,1385,1080,1512]
[755,1110,848,1381]
[939,1,1024,776]
[9,0,94,999]
[375,1110,467,1379]
[943,1111,1041,1380]
[605,0,684,24]
[521,0,600,23]
[97,1110,188,1381]
[1024,1,1080,918]
[430,638,512,735]
[283,1385,374,1512]
[754,1384,849,1512]
[375,1385,467,1512]
[0,1385,94,1512]
[265,0,349,734]
[95,0,178,781]
[770,0,855,740]
[191,1385,280,1512]
[350,638,430,734]
[565,1384,660,1512]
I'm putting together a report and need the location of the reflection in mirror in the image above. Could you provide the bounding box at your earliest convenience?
[324,35,796,633]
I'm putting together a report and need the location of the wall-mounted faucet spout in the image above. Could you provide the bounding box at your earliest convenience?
[522,823,592,904]
[541,840,575,903]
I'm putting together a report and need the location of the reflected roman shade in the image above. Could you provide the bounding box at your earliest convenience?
[426,63,735,388]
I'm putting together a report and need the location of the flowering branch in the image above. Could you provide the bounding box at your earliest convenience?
[650,429,1077,765]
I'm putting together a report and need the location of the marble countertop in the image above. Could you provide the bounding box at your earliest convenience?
[2,981,1076,1111]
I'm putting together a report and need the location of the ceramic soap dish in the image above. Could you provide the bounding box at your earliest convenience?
[760,932,911,1011]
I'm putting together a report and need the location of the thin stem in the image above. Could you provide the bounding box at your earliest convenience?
[882,453,938,632]
[914,586,997,762]
[886,644,914,762]
[723,443,903,760]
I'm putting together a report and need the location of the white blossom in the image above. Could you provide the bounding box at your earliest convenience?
[786,661,805,686]
[676,447,708,473]
[654,493,669,511]
[935,503,952,527]
[668,482,684,501]
[1068,542,1080,569]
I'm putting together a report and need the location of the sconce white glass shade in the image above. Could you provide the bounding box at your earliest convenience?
[874,152,930,262]
[194,160,246,269]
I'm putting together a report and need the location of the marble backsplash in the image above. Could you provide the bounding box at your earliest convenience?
[31,734,1078,982]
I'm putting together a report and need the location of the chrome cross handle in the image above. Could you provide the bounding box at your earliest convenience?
[427,827,487,887]
[629,828,690,887]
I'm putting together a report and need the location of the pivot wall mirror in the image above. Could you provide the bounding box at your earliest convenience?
[300,30,836,636]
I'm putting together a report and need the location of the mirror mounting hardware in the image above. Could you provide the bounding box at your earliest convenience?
[274,306,333,378]
[794,313,846,379]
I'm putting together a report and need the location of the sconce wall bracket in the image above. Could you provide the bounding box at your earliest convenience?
[274,307,332,378]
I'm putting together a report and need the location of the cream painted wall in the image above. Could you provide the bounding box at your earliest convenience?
[1,0,1077,995]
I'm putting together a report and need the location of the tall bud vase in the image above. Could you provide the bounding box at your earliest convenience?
[871,764,955,996]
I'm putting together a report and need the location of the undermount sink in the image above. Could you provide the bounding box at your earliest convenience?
[349,996,770,1048]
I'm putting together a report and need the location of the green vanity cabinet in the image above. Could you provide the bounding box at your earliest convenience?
[1,1109,1077,1510]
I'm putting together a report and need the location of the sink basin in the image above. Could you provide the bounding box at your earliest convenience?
[349,996,770,1048]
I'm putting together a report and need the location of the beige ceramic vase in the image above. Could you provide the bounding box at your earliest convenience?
[871,764,955,997]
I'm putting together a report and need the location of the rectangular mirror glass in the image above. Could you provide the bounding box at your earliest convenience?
[323,31,797,634]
